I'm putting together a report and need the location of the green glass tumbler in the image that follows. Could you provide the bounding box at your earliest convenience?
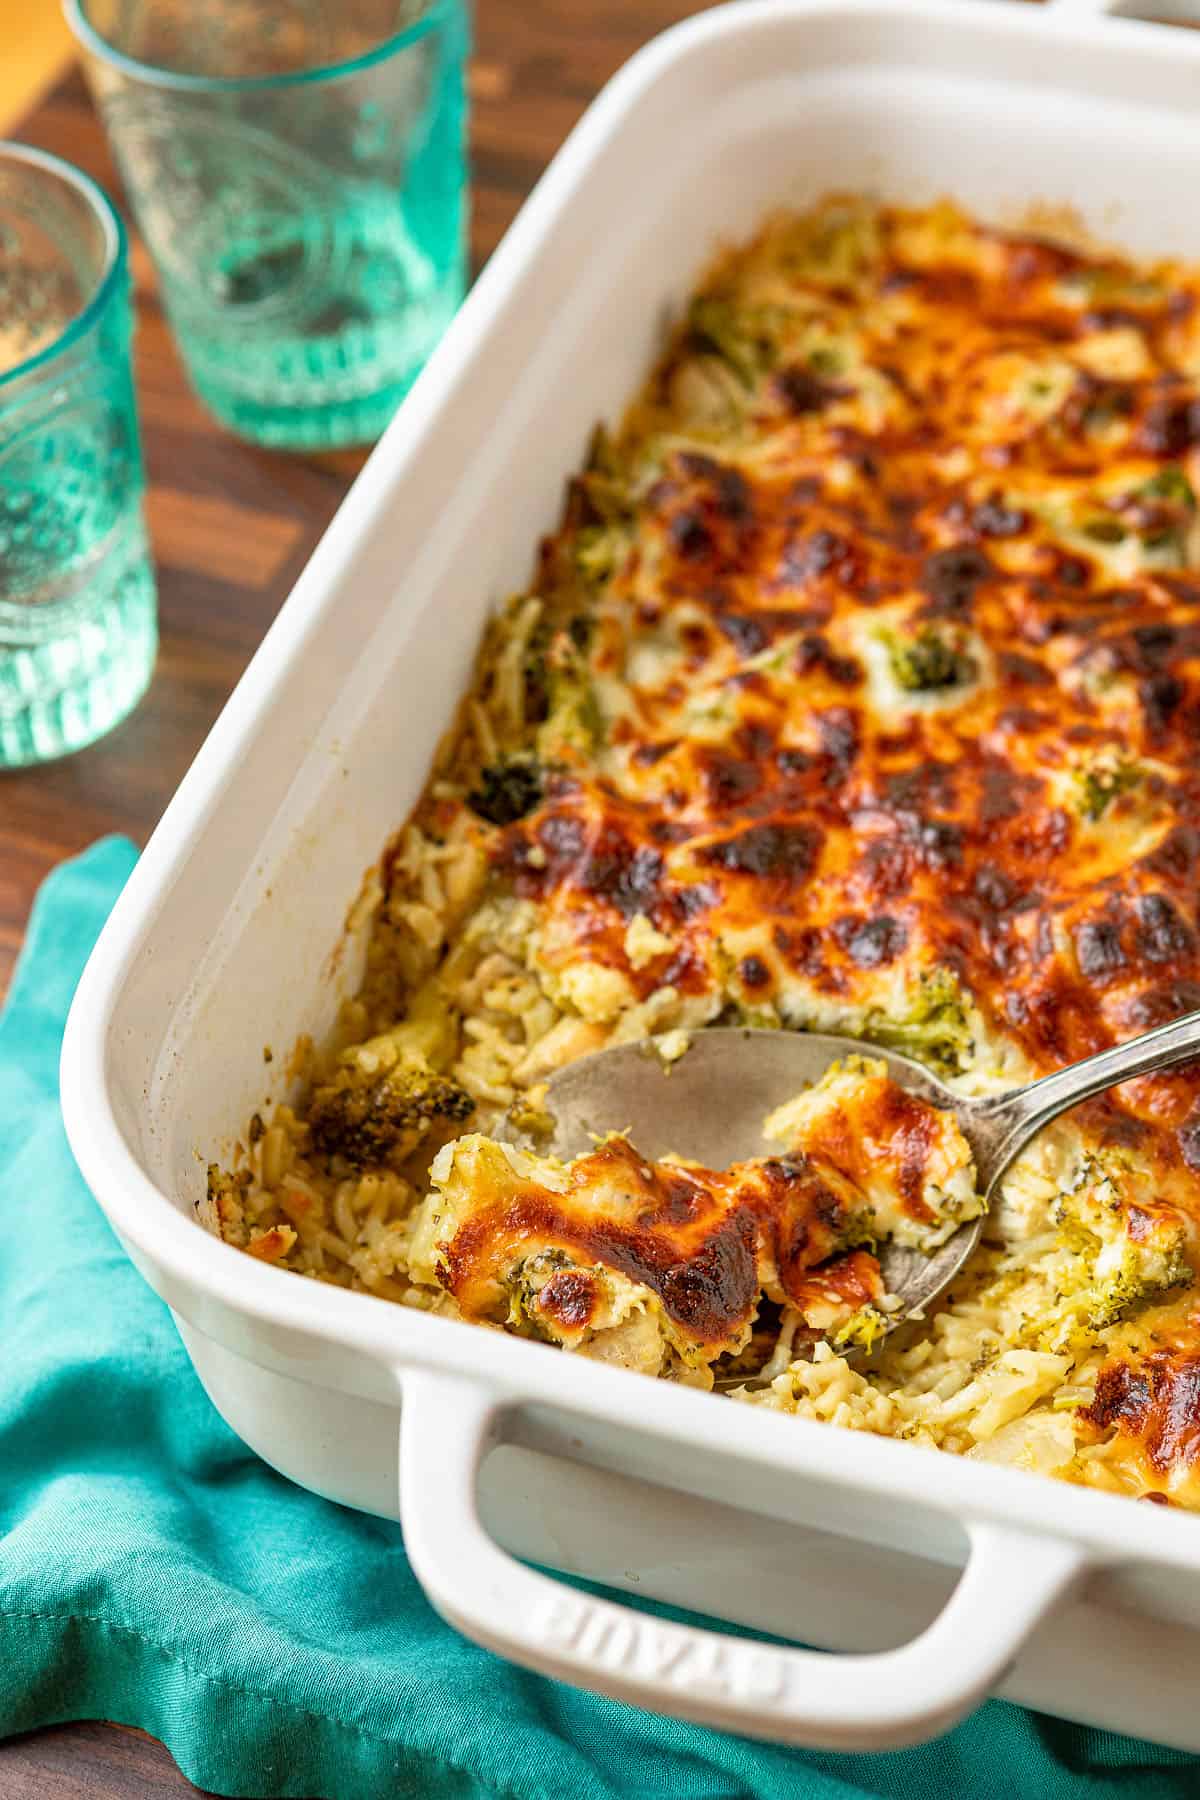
[66,0,469,452]
[0,142,155,769]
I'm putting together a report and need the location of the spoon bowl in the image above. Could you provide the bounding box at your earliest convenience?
[517,1028,986,1352]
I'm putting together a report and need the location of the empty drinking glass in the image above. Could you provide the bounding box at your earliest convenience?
[67,0,469,450]
[0,142,155,768]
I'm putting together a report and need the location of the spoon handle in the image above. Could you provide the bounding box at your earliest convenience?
[973,1007,1200,1187]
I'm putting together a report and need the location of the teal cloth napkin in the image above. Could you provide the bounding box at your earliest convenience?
[2,837,1199,1800]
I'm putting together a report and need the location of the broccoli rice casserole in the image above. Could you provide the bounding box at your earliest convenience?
[210,196,1200,1509]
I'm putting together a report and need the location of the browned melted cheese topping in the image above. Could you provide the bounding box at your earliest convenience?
[437,1136,871,1350]
[414,198,1200,1482]
[785,1248,885,1325]
[1082,1346,1200,1475]
[486,221,1200,1068]
[780,1066,941,1225]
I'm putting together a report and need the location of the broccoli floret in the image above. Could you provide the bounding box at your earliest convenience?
[1141,466,1196,508]
[1087,1241,1193,1330]
[808,344,849,377]
[506,1094,556,1141]
[309,988,470,1168]
[564,430,635,590]
[684,295,797,388]
[515,604,603,753]
[537,632,603,757]
[568,425,636,533]
[573,525,626,586]
[831,1305,889,1356]
[309,1055,473,1168]
[1033,1231,1193,1350]
[886,625,976,692]
[584,422,624,485]
[836,1215,880,1255]
[516,610,552,724]
[1133,468,1196,566]
[784,200,881,285]
[1026,1157,1195,1353]
[468,753,544,826]
[864,968,974,1078]
[686,296,764,388]
[504,1246,576,1337]
[1076,470,1197,568]
[1070,752,1143,823]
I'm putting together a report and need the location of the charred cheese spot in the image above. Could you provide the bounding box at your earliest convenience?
[699,821,823,881]
[1081,1352,1200,1482]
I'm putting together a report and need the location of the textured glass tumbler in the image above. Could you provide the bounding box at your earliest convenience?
[67,0,469,451]
[0,143,155,769]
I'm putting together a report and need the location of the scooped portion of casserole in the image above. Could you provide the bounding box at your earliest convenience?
[210,195,1200,1508]
[405,1059,981,1379]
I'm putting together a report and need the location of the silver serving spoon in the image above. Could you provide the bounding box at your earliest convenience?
[512,1010,1200,1375]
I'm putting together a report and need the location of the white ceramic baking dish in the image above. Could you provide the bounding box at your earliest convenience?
[61,0,1200,1753]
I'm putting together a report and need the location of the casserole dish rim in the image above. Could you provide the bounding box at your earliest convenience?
[59,0,1200,1750]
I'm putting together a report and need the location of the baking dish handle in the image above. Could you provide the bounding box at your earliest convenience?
[398,1369,1089,1751]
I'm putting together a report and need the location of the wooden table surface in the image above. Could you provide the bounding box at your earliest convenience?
[0,3,699,1794]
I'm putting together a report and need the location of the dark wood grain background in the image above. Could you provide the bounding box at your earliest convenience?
[0,2,701,1793]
